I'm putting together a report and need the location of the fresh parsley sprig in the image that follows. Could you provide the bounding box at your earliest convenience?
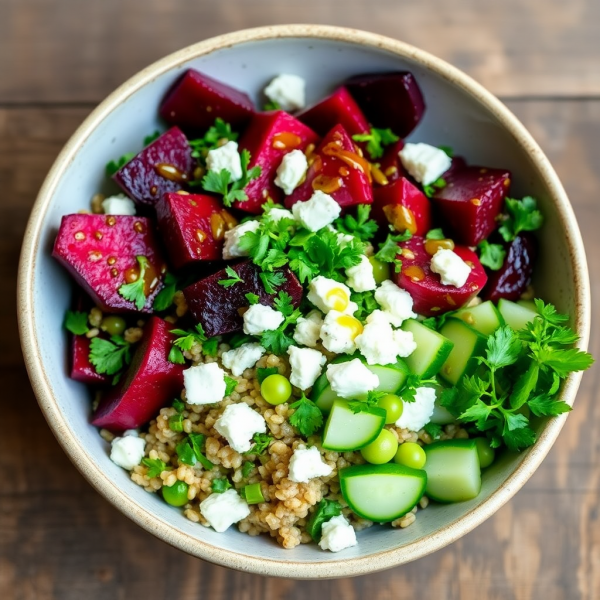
[89,335,132,377]
[211,478,233,493]
[176,433,214,470]
[168,324,207,364]
[334,205,378,242]
[348,390,387,414]
[64,310,89,335]
[260,271,286,294]
[399,375,437,404]
[499,196,543,242]
[289,394,323,437]
[142,458,170,478]
[352,128,399,159]
[260,292,302,354]
[374,229,412,273]
[245,432,273,456]
[478,240,506,271]
[423,177,447,198]
[188,118,238,160]
[118,256,149,311]
[306,499,343,542]
[105,152,135,177]
[218,266,245,288]
[153,272,178,311]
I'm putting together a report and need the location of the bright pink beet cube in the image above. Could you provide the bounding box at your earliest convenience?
[71,335,109,385]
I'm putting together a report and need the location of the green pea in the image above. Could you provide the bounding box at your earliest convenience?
[261,374,292,405]
[360,429,399,465]
[394,442,426,469]
[474,437,495,469]
[100,315,127,337]
[368,255,391,284]
[377,394,403,424]
[162,481,189,506]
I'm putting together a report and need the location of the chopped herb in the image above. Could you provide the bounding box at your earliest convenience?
[289,394,323,437]
[241,461,255,478]
[189,433,214,470]
[141,458,169,478]
[246,432,273,456]
[153,272,178,311]
[245,292,260,305]
[351,290,379,322]
[478,240,507,271]
[64,310,89,335]
[176,439,197,466]
[499,196,544,242]
[173,399,185,413]
[425,228,446,240]
[399,374,437,403]
[423,177,447,198]
[306,499,343,542]
[224,376,238,397]
[118,256,149,311]
[439,145,454,157]
[263,100,281,111]
[334,205,378,241]
[375,230,412,273]
[228,333,253,349]
[348,390,387,414]
[257,367,279,384]
[143,130,161,146]
[420,316,439,331]
[188,118,238,160]
[168,324,207,364]
[218,265,245,288]
[260,271,286,294]
[89,335,132,376]
[168,413,184,432]
[352,128,399,160]
[105,152,135,177]
[260,292,302,355]
[211,478,233,493]
[202,337,219,357]
[423,422,443,439]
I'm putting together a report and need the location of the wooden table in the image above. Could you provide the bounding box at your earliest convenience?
[2,2,599,598]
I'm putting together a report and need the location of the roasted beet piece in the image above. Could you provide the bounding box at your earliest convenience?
[236,111,319,213]
[52,214,166,313]
[482,233,536,302]
[159,69,255,131]
[345,72,425,137]
[155,192,238,270]
[394,236,487,316]
[375,140,405,186]
[113,127,194,206]
[183,261,302,337]
[92,317,184,431]
[432,165,511,246]
[285,124,373,209]
[372,177,431,236]
[297,86,370,138]
[71,335,109,385]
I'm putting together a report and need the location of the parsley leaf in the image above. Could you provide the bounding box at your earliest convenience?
[153,272,178,311]
[439,145,454,157]
[247,432,273,455]
[375,230,412,273]
[257,367,279,384]
[142,458,169,478]
[118,256,149,310]
[289,394,323,437]
[241,461,255,478]
[306,499,343,542]
[399,375,437,404]
[224,376,238,397]
[173,399,185,413]
[528,395,572,417]
[499,196,544,242]
[352,128,399,159]
[425,228,445,240]
[352,290,378,322]
[89,335,132,375]
[177,433,214,470]
[211,478,232,493]
[263,100,281,111]
[218,265,245,288]
[260,292,302,354]
[168,324,207,364]
[423,422,443,440]
[260,271,286,294]
[64,310,89,335]
[168,413,184,432]
[334,205,379,241]
[105,152,135,177]
[348,390,387,414]
[481,326,522,370]
[188,118,238,160]
[143,130,161,146]
[423,177,447,198]
[228,333,253,349]
[202,337,219,357]
[478,240,507,271]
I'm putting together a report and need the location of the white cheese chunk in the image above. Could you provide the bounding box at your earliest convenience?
[243,304,285,335]
[221,343,265,377]
[320,310,360,354]
[274,149,308,195]
[184,362,227,405]
[268,207,295,222]
[398,142,452,186]
[287,346,326,390]
[318,515,358,552]
[396,386,437,431]
[430,248,471,288]
[223,220,260,259]
[307,276,357,315]
[214,403,267,453]
[206,140,243,181]
[293,309,324,348]
[288,445,333,483]
[199,489,251,533]
[264,74,306,111]
[109,434,145,470]
[102,194,136,216]
[345,255,376,292]
[326,358,379,399]
[355,312,416,365]
[292,190,341,232]
[374,280,416,326]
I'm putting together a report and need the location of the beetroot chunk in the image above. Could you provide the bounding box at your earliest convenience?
[432,166,511,246]
[159,69,255,132]
[345,72,425,137]
[236,111,319,213]
[372,177,431,237]
[482,233,537,302]
[92,317,184,431]
[113,127,194,206]
[71,335,109,385]
[52,214,166,313]
[395,236,487,316]
[155,192,238,270]
[183,261,302,337]
[285,124,373,209]
[298,87,370,138]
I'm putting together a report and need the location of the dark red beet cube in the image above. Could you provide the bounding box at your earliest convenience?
[432,165,511,246]
[345,72,426,137]
[71,335,109,385]
[376,140,406,186]
[298,86,370,138]
[183,261,303,337]
[155,192,238,270]
[92,317,184,431]
[159,69,255,131]
[236,111,319,213]
[113,127,194,206]
[482,233,537,302]
[52,214,166,313]
[394,236,487,316]
[285,124,373,210]
[372,177,431,236]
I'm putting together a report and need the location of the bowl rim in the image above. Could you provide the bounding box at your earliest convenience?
[17,24,591,579]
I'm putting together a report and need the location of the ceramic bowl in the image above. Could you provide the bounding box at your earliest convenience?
[18,25,590,578]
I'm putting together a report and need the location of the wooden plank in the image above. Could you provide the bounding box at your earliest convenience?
[1,0,600,103]
[1,100,599,599]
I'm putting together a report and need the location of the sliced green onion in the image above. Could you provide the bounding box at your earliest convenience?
[168,414,184,432]
[243,482,265,504]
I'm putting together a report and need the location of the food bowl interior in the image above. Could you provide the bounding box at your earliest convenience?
[27,32,581,575]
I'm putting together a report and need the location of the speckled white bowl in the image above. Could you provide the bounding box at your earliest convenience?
[18,25,590,578]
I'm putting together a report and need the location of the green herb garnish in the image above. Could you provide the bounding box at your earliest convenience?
[478,240,507,271]
[425,228,445,240]
[188,118,238,160]
[168,324,207,364]
[375,229,412,273]
[257,367,279,384]
[306,499,343,542]
[218,265,245,288]
[499,196,543,242]
[211,478,233,493]
[260,271,286,294]
[153,272,178,311]
[118,256,149,311]
[334,204,378,242]
[224,376,238,397]
[89,335,132,376]
[289,394,323,437]
[423,177,447,198]
[64,310,89,335]
[246,432,273,456]
[352,128,399,160]
[105,152,135,177]
[142,458,170,478]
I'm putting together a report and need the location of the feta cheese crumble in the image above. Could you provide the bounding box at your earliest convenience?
[318,515,358,552]
[291,190,341,232]
[214,403,267,453]
[199,489,251,533]
[184,362,227,405]
[109,432,145,470]
[221,342,265,377]
[307,276,358,315]
[320,310,361,354]
[430,248,471,288]
[102,194,136,216]
[288,445,333,483]
[398,142,452,186]
[293,309,324,348]
[374,280,417,326]
[268,207,295,222]
[223,220,260,259]
[396,386,437,431]
[274,149,308,195]
[264,74,306,111]
[326,358,379,399]
[243,304,285,335]
[206,140,243,181]
[345,255,376,292]
[287,346,326,390]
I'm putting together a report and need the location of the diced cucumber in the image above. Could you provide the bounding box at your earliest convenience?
[517,300,537,311]
[339,463,427,522]
[401,319,454,378]
[322,400,386,451]
[454,300,504,336]
[499,299,538,330]
[423,439,481,503]
[438,318,488,385]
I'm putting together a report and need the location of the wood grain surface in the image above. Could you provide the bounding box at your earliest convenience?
[1,1,598,599]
